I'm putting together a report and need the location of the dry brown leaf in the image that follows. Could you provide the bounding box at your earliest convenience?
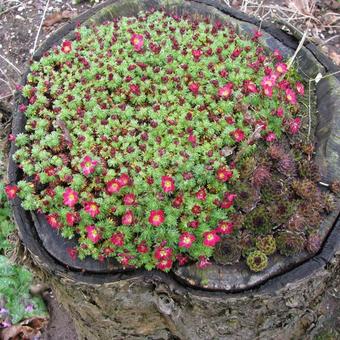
[43,10,74,28]
[0,317,48,340]
[322,13,340,27]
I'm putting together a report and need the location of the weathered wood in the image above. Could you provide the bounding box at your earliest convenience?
[7,0,340,338]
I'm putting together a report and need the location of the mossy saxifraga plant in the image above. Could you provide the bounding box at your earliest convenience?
[6,11,335,273]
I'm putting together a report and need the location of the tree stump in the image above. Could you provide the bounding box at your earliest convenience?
[8,0,340,338]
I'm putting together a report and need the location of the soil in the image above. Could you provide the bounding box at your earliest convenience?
[0,0,339,339]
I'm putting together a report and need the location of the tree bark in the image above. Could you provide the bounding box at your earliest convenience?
[26,252,338,340]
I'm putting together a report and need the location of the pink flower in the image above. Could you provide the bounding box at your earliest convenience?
[285,88,297,104]
[252,30,262,41]
[179,232,196,248]
[154,246,173,260]
[197,256,211,269]
[46,213,61,229]
[188,220,199,229]
[225,116,235,125]
[80,156,98,176]
[275,62,288,74]
[265,131,276,142]
[137,242,149,253]
[261,75,276,88]
[189,82,200,95]
[130,33,144,51]
[118,173,131,187]
[8,134,16,142]
[176,254,189,266]
[230,128,245,142]
[216,221,234,234]
[203,231,220,247]
[231,48,241,59]
[63,188,78,207]
[66,212,78,226]
[66,247,77,260]
[110,232,124,246]
[273,49,283,61]
[243,80,258,94]
[225,192,237,202]
[86,225,101,244]
[276,107,284,117]
[118,254,132,266]
[218,83,233,99]
[188,134,197,144]
[221,192,236,208]
[161,176,175,193]
[149,210,165,226]
[106,179,121,195]
[263,86,273,97]
[192,49,202,61]
[278,79,290,90]
[61,41,72,53]
[192,204,201,215]
[123,193,136,206]
[130,84,140,95]
[296,82,305,95]
[196,188,207,201]
[216,167,233,182]
[289,117,302,134]
[84,201,100,218]
[172,194,184,208]
[156,258,173,271]
[5,185,18,200]
[122,210,134,225]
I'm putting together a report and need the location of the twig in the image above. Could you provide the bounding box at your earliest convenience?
[0,93,13,100]
[253,0,265,16]
[0,67,15,90]
[259,11,271,30]
[317,70,340,80]
[31,0,50,56]
[287,29,308,70]
[0,77,12,90]
[0,3,21,17]
[320,35,340,46]
[0,54,21,75]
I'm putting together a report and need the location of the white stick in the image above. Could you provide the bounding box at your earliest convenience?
[0,77,12,90]
[0,93,13,100]
[0,54,21,74]
[31,0,50,56]
[287,29,308,70]
[0,67,15,90]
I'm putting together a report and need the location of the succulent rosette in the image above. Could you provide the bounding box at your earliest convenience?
[9,10,332,272]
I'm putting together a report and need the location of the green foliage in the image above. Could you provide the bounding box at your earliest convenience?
[12,10,311,272]
[0,183,15,254]
[0,185,47,326]
[0,256,47,324]
[246,250,268,272]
